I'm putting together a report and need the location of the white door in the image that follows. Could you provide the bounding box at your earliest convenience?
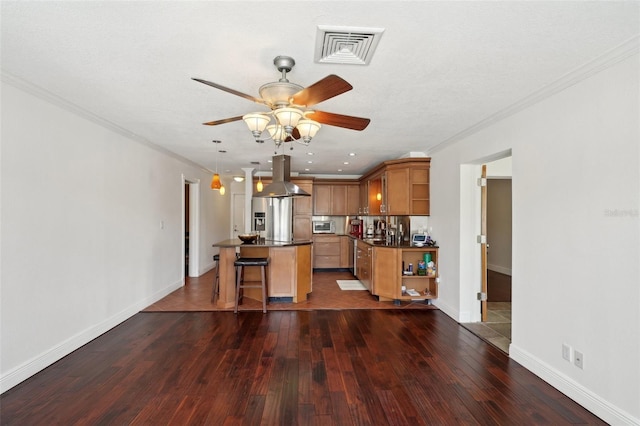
[231,193,246,239]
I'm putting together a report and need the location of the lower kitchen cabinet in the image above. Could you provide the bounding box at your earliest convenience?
[373,246,438,302]
[313,235,341,268]
[340,236,354,268]
[313,235,355,269]
[354,240,372,292]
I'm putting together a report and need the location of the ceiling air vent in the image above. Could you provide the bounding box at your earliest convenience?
[315,25,385,65]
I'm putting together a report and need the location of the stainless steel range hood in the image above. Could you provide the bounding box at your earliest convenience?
[255,154,310,198]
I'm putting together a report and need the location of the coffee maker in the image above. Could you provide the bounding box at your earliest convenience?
[349,219,363,237]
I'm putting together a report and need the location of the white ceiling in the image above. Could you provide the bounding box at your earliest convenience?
[2,1,638,177]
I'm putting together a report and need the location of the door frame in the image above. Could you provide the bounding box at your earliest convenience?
[459,150,511,323]
[182,176,200,278]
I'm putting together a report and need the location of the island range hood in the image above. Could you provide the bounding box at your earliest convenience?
[255,154,310,198]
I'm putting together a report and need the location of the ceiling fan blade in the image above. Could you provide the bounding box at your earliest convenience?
[192,78,269,106]
[285,128,301,142]
[203,115,244,126]
[305,110,370,131]
[291,75,352,107]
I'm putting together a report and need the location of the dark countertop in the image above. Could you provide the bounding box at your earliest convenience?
[343,234,439,249]
[213,238,313,248]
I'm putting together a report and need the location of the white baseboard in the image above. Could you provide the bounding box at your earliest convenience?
[0,278,184,394]
[488,264,512,276]
[199,260,215,276]
[432,298,462,322]
[510,344,639,426]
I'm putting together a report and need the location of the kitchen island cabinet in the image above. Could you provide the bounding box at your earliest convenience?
[212,239,313,308]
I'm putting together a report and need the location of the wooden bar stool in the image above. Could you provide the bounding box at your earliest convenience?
[211,254,220,302]
[234,257,269,314]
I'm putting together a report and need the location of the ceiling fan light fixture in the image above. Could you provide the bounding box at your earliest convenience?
[243,113,271,138]
[266,124,287,144]
[296,119,321,143]
[274,107,304,133]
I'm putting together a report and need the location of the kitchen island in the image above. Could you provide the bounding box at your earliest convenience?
[212,239,313,309]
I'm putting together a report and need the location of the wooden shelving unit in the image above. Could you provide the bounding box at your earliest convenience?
[372,246,438,303]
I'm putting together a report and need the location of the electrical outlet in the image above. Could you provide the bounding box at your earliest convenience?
[574,350,584,369]
[562,343,571,361]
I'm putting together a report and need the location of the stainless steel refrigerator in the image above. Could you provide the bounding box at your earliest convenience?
[252,197,293,242]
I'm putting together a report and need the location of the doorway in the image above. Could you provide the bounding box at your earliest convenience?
[460,154,512,353]
[183,178,200,278]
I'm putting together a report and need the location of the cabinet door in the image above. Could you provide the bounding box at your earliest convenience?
[368,177,383,215]
[293,216,312,240]
[359,180,369,215]
[294,182,313,215]
[340,236,354,268]
[331,185,347,215]
[386,168,410,215]
[346,185,360,215]
[313,185,332,215]
[373,247,399,298]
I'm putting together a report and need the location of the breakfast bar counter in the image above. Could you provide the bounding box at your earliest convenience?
[212,239,313,308]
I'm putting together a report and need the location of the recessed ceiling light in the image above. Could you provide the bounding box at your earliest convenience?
[304,168,310,171]
[338,169,343,172]
[349,152,356,157]
[307,160,313,164]
[307,152,314,156]
[343,162,349,165]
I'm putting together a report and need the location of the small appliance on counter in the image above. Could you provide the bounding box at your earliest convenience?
[412,233,427,247]
[349,219,363,237]
[412,233,437,247]
[313,220,335,234]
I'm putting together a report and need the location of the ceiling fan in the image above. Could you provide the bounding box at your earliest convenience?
[192,55,370,146]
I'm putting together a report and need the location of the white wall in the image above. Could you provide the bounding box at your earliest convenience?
[0,80,230,392]
[429,53,639,424]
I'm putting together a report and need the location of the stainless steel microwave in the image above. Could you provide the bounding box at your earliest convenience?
[312,220,335,234]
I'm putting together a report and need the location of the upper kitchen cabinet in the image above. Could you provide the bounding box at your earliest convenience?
[293,179,313,240]
[293,180,313,216]
[367,173,384,215]
[313,182,359,216]
[384,165,410,215]
[346,184,360,216]
[313,185,332,215]
[359,158,431,216]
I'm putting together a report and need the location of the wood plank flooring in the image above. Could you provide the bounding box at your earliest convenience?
[1,310,605,425]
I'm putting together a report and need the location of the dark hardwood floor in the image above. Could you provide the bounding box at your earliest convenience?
[1,310,605,425]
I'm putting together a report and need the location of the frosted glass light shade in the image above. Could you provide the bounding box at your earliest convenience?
[296,119,321,140]
[257,178,264,192]
[266,124,286,143]
[274,108,303,128]
[219,185,226,195]
[243,113,271,137]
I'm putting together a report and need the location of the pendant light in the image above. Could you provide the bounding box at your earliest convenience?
[210,140,225,195]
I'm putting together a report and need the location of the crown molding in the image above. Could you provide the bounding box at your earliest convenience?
[1,70,211,174]
[428,35,640,155]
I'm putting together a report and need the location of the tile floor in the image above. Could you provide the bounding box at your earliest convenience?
[461,302,512,354]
